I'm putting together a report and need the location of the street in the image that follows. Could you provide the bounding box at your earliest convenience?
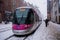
[0,0,60,40]
[0,21,60,40]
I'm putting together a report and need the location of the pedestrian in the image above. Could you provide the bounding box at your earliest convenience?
[45,19,50,27]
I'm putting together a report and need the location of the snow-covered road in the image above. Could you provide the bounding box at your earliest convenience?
[0,21,60,40]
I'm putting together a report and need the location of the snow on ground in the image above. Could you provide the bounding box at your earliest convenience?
[26,21,58,40]
[47,21,60,40]
[0,22,12,32]
[26,21,60,40]
[0,21,60,40]
[48,21,60,33]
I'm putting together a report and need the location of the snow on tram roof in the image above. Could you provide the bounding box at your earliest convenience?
[16,6,32,9]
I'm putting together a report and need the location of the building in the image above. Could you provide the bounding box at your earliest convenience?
[0,0,5,22]
[2,0,25,12]
[0,0,41,22]
[49,0,60,24]
[0,0,27,21]
[47,0,52,20]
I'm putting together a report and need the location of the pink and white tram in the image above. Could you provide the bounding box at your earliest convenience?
[12,6,41,35]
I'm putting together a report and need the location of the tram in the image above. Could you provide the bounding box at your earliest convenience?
[12,6,41,35]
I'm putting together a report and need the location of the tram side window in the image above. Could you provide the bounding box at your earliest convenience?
[25,9,34,24]
[29,9,34,23]
[30,12,34,23]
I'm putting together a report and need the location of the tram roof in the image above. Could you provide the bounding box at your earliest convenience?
[16,6,32,9]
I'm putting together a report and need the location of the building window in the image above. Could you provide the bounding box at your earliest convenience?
[59,0,60,4]
[0,1,3,12]
[56,16,57,22]
[54,0,56,2]
[59,7,60,13]
[55,11,57,15]
[59,16,60,23]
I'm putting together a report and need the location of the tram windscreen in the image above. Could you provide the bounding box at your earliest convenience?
[13,8,34,24]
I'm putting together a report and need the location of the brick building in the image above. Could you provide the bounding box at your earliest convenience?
[48,0,60,24]
[2,0,25,12]
[47,0,52,20]
[51,0,60,24]
[0,0,5,22]
[0,0,27,21]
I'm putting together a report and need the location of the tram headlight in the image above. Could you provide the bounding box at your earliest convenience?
[25,25,28,27]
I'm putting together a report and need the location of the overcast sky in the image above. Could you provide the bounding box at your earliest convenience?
[24,0,47,20]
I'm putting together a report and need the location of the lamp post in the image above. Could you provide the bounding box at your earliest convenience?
[12,0,16,12]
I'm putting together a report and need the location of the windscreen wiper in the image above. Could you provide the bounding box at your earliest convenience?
[18,14,23,25]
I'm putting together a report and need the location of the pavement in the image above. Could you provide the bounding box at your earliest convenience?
[0,22,12,32]
[0,21,60,40]
[47,21,60,40]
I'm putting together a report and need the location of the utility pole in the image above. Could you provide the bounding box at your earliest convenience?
[12,0,16,12]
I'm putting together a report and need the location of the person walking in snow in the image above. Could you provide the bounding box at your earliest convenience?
[45,19,50,27]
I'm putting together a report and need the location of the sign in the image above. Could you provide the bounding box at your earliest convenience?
[20,8,25,11]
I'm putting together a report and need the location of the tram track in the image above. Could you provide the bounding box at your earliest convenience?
[4,31,33,40]
[5,22,42,40]
[0,27,11,33]
[4,32,33,40]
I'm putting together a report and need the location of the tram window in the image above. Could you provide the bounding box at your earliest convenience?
[16,9,29,17]
[30,12,34,23]
[13,9,29,24]
[25,9,34,24]
[13,8,34,24]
